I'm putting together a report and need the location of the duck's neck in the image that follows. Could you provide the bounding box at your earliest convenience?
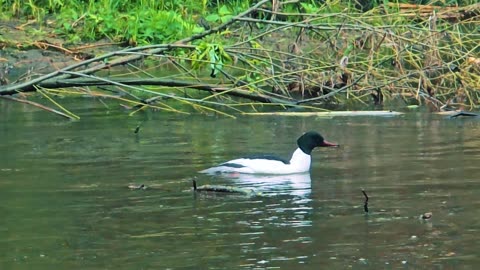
[289,148,312,172]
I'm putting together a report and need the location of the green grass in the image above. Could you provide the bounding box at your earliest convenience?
[1,0,476,45]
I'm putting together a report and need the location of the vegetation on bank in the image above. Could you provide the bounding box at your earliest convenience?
[1,0,252,45]
[0,0,479,118]
[0,0,477,45]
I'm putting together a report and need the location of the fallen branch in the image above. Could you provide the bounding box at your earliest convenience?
[243,111,404,117]
[449,111,479,118]
[0,75,293,105]
[192,179,258,196]
[362,189,369,213]
[0,95,75,119]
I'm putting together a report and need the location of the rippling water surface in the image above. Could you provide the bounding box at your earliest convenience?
[1,102,480,269]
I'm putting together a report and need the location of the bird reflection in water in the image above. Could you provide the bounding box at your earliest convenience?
[209,172,312,198]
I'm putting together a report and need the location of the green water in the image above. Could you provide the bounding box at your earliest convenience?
[1,101,480,269]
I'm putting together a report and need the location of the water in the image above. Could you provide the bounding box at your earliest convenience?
[1,101,480,269]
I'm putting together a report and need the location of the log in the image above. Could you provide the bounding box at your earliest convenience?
[434,111,479,118]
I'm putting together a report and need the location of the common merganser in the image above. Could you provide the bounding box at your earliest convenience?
[200,131,338,175]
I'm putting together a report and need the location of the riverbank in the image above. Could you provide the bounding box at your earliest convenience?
[0,19,124,84]
[1,2,479,118]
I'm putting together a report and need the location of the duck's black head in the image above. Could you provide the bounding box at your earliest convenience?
[297,131,338,155]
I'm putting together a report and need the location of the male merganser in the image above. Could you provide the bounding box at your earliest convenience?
[200,131,338,175]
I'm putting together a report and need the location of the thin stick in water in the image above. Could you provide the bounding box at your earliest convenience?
[362,189,369,213]
[192,179,197,191]
[134,121,142,134]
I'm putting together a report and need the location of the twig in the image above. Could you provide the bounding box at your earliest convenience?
[0,95,75,119]
[34,41,75,55]
[192,179,197,191]
[134,122,142,134]
[362,189,369,213]
[450,111,479,118]
[36,88,80,120]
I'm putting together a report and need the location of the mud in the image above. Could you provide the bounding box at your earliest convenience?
[0,19,122,85]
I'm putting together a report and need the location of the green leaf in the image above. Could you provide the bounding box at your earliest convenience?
[63,22,72,31]
[220,15,233,23]
[209,45,223,78]
[218,5,231,16]
[205,14,220,22]
[343,44,354,56]
[300,3,317,13]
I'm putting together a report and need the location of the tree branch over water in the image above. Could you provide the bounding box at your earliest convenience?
[1,76,290,104]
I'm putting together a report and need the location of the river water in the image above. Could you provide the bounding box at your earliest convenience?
[1,101,480,269]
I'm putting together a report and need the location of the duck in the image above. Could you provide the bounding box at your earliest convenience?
[200,131,338,175]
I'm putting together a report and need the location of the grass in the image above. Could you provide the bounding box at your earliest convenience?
[0,0,254,44]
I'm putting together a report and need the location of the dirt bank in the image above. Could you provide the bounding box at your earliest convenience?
[0,19,123,85]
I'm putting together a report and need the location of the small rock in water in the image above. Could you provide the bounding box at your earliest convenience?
[444,251,456,257]
[128,184,147,190]
[420,212,433,220]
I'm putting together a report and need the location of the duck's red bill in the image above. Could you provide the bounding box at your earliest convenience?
[321,140,339,147]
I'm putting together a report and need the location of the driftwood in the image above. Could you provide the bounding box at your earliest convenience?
[448,111,479,118]
[193,179,258,196]
[243,111,404,117]
[435,111,479,118]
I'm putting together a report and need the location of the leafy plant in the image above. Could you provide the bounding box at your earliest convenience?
[191,42,232,77]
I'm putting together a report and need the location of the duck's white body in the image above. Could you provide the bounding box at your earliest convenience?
[200,148,311,175]
[200,131,338,175]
